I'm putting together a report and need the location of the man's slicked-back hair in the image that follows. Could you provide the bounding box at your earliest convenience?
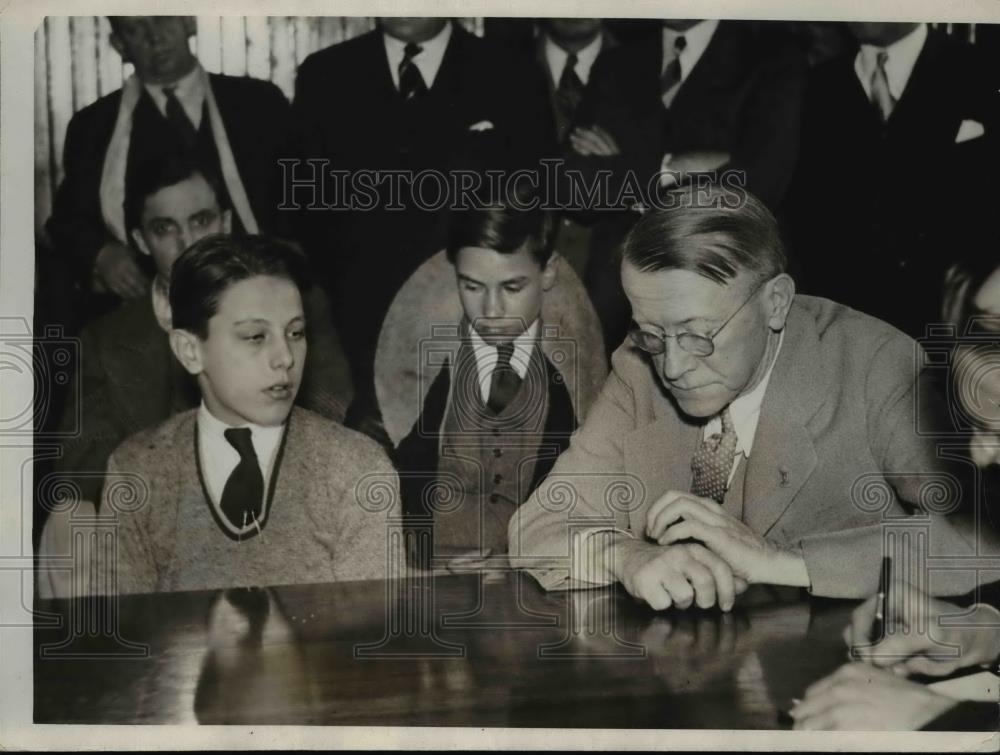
[125,151,228,233]
[107,16,124,35]
[169,234,312,340]
[621,185,787,286]
[446,183,554,268]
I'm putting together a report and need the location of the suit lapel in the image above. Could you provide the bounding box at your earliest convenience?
[625,362,702,519]
[743,302,824,535]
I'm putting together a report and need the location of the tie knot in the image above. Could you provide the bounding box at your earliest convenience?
[876,50,889,67]
[674,35,687,53]
[404,42,422,60]
[565,52,578,69]
[224,427,257,460]
[496,341,515,368]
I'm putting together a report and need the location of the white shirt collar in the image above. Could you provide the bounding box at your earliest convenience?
[468,319,539,405]
[143,61,206,130]
[662,19,719,81]
[703,328,785,460]
[854,23,928,102]
[544,31,604,86]
[384,21,453,91]
[196,402,285,533]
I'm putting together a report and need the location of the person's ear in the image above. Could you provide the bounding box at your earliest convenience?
[131,228,151,256]
[941,264,970,327]
[169,329,205,376]
[221,209,232,235]
[764,273,795,332]
[540,254,560,292]
[109,32,128,63]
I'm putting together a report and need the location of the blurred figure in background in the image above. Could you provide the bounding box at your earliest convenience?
[563,19,806,353]
[790,22,1000,338]
[535,18,617,282]
[292,17,554,443]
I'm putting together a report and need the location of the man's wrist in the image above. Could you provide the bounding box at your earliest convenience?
[768,544,811,588]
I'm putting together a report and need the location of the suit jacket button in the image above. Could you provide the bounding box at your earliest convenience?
[493,448,503,458]
[489,493,499,503]
[493,474,503,484]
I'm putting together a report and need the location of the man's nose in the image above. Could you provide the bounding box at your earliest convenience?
[659,340,695,382]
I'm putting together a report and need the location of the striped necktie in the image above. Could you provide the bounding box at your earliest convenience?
[870,50,896,122]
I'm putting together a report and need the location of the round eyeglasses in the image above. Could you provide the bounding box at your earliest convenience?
[628,280,766,358]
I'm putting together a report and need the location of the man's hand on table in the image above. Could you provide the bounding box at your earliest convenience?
[645,491,810,588]
[609,537,748,612]
[790,663,956,730]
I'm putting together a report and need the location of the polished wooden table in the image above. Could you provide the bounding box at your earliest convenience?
[34,571,856,727]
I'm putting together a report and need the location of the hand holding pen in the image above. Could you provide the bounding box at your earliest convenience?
[844,578,1000,677]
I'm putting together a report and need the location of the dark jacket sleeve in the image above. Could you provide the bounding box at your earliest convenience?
[53,324,129,505]
[45,107,116,283]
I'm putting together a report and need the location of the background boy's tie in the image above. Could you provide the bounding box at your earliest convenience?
[487,341,522,414]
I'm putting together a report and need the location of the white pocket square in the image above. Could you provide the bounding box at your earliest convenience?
[955,119,985,143]
[468,120,494,132]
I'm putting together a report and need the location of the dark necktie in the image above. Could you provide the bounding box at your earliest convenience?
[556,52,585,128]
[398,42,427,101]
[690,406,737,504]
[163,86,198,149]
[487,342,523,415]
[220,428,265,530]
[223,587,270,646]
[660,34,687,105]
[870,50,896,123]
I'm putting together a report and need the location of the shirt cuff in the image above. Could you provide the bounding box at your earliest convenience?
[571,527,635,585]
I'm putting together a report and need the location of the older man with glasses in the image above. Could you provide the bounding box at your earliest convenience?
[509,184,982,610]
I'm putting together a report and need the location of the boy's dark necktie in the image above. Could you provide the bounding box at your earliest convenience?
[690,406,737,504]
[398,42,427,100]
[487,342,522,414]
[220,428,264,530]
[660,34,687,103]
[556,52,584,124]
[163,86,198,149]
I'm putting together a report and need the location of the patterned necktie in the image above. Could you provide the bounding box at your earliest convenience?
[556,52,585,132]
[660,34,687,107]
[870,50,896,122]
[220,428,265,530]
[487,342,523,414]
[398,42,427,101]
[163,86,198,149]
[690,406,737,504]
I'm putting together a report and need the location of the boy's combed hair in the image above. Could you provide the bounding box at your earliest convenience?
[446,185,554,268]
[170,234,312,339]
[622,184,787,285]
[125,152,228,233]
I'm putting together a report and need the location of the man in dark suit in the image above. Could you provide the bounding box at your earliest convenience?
[46,16,290,312]
[534,19,616,282]
[790,22,1000,339]
[51,154,350,509]
[509,186,985,610]
[291,17,554,438]
[563,19,807,354]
